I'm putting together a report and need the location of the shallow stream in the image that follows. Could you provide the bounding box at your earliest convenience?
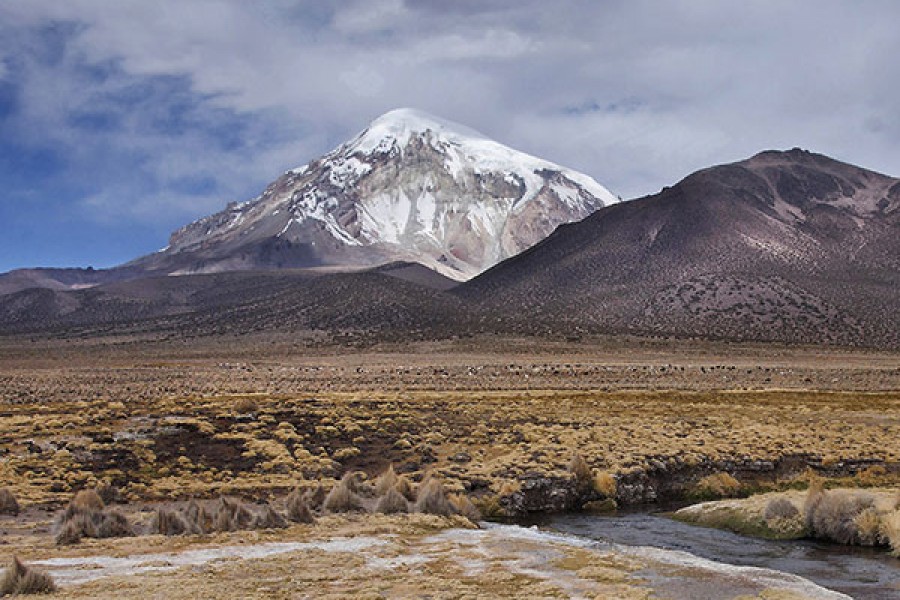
[533,509,899,599]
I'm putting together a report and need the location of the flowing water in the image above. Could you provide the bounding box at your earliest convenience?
[532,509,899,599]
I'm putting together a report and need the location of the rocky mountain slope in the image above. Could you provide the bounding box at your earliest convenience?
[458,149,900,347]
[2,148,897,350]
[0,109,616,294]
[130,108,617,281]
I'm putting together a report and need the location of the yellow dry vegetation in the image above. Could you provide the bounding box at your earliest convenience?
[0,386,897,506]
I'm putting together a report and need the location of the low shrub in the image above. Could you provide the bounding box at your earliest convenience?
[472,495,505,519]
[584,499,617,513]
[95,483,121,505]
[854,465,887,487]
[0,556,56,595]
[497,481,521,497]
[70,489,104,513]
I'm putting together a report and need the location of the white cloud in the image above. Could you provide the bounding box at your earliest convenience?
[1,0,898,222]
[332,0,407,35]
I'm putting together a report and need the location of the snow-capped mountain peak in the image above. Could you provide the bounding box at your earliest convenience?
[347,108,490,154]
[157,109,619,280]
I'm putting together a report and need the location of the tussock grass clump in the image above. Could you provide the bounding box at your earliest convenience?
[0,488,20,516]
[303,484,327,510]
[343,471,375,498]
[497,481,521,497]
[152,497,291,535]
[803,479,825,530]
[394,475,415,501]
[414,478,456,517]
[473,495,505,519]
[881,510,900,557]
[54,491,133,545]
[95,483,120,506]
[853,508,883,546]
[70,489,105,513]
[95,507,132,536]
[762,496,803,536]
[285,489,315,523]
[233,397,259,414]
[211,497,255,531]
[764,497,799,521]
[253,503,288,530]
[55,508,133,545]
[693,472,742,499]
[323,476,365,513]
[450,493,481,522]
[54,519,84,546]
[375,487,409,514]
[374,464,399,497]
[593,472,617,498]
[183,499,211,532]
[0,556,56,595]
[568,455,592,484]
[806,489,875,545]
[148,507,201,536]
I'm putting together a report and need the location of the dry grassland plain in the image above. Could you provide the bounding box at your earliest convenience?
[0,333,897,597]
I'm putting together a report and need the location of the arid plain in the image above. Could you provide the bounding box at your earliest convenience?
[0,332,896,598]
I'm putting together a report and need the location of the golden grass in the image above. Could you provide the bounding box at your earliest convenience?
[0,387,896,508]
[678,487,900,547]
[374,487,409,514]
[0,343,895,511]
[593,471,617,498]
[881,510,900,556]
[694,472,743,499]
[0,556,55,596]
[414,478,456,517]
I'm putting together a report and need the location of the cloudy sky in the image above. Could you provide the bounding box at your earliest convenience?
[1,0,898,272]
